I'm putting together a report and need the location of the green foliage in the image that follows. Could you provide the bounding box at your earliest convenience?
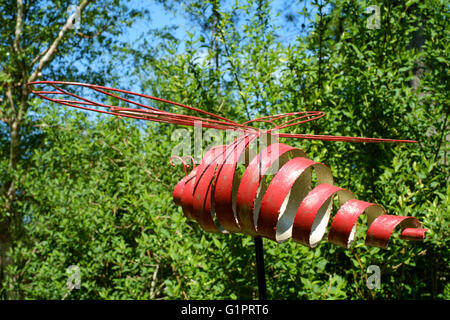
[1,0,448,300]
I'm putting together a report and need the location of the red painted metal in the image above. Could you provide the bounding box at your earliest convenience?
[27,81,428,249]
[172,135,427,249]
[27,81,418,144]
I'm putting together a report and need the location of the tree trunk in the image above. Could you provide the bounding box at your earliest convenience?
[1,107,23,297]
[407,21,425,92]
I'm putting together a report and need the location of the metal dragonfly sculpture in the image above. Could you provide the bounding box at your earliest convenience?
[28,80,428,298]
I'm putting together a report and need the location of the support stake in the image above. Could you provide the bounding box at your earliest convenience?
[254,236,267,300]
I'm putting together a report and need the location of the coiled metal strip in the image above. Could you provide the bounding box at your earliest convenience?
[173,135,427,249]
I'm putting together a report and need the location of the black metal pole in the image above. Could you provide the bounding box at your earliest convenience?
[254,236,267,300]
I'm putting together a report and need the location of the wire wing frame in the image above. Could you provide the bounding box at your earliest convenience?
[27,81,417,144]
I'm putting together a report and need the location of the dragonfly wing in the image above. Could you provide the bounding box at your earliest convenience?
[277,133,417,144]
[27,81,249,132]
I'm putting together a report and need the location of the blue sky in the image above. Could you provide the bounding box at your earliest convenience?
[105,0,320,92]
[61,0,321,121]
[53,0,326,91]
[120,0,318,49]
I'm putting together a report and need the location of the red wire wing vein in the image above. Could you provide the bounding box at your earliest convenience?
[28,81,417,144]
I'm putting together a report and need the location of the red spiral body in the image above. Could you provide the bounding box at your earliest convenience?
[173,133,427,249]
[24,81,426,249]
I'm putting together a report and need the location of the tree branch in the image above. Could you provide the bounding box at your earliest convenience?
[76,22,110,39]
[13,0,24,53]
[28,0,93,83]
[30,48,47,67]
[217,26,251,121]
[5,84,16,119]
[433,110,449,163]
